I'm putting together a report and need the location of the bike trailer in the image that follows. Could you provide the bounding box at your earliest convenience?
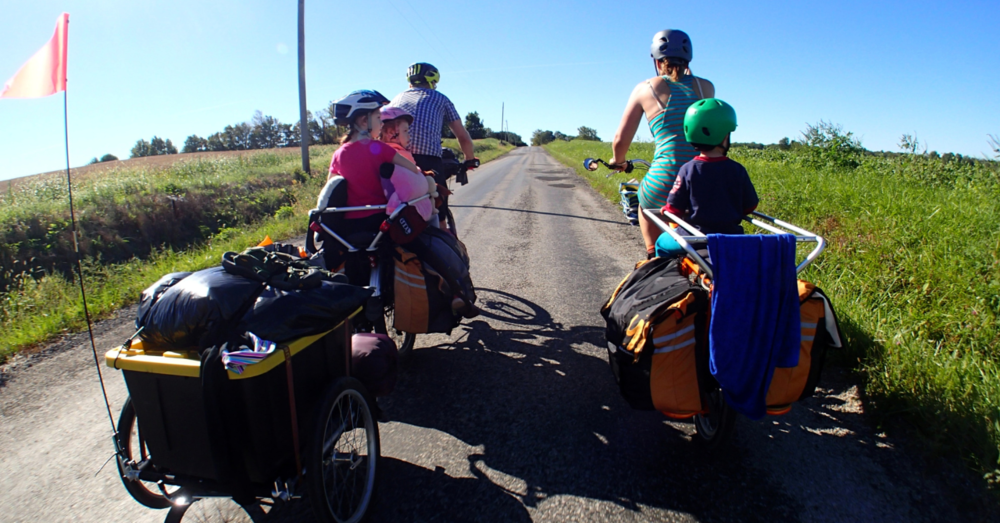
[602,256,843,418]
[106,313,358,487]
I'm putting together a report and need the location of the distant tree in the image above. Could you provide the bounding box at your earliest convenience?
[898,133,922,154]
[130,139,152,158]
[576,126,600,141]
[801,121,862,151]
[182,135,208,153]
[206,132,227,151]
[777,137,791,151]
[251,111,283,149]
[989,134,1000,159]
[149,136,165,155]
[147,136,177,156]
[277,122,296,148]
[553,131,571,141]
[223,123,253,150]
[465,111,486,139]
[100,153,118,162]
[88,157,99,164]
[531,129,556,146]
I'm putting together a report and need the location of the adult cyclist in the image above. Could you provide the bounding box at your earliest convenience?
[609,30,714,258]
[389,62,478,229]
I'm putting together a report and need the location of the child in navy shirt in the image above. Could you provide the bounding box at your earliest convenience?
[664,98,758,235]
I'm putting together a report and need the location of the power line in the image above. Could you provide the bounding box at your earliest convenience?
[383,0,455,66]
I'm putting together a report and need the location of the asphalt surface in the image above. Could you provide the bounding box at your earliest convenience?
[0,147,993,523]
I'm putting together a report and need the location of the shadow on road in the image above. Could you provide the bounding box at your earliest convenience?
[376,288,800,522]
[450,205,626,226]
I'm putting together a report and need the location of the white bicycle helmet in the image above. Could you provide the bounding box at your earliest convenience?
[332,90,390,126]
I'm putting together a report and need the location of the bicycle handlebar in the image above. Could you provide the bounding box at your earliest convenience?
[583,158,650,177]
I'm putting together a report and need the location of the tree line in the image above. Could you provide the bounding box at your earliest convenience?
[125,105,526,160]
[530,126,600,146]
[451,111,526,146]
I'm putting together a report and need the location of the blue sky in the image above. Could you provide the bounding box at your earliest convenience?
[1,0,998,181]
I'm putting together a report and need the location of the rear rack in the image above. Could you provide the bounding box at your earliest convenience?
[310,194,432,254]
[643,208,826,280]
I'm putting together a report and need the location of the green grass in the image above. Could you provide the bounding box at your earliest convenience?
[546,139,1000,476]
[0,139,511,361]
[442,137,514,163]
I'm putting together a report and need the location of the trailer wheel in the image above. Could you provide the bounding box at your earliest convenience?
[307,378,380,523]
[116,397,178,509]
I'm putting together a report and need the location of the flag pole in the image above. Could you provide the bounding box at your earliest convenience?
[64,87,116,431]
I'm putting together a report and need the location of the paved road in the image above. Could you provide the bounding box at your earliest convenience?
[0,147,991,522]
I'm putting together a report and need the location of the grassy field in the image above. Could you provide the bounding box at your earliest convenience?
[545,139,1000,477]
[0,138,512,361]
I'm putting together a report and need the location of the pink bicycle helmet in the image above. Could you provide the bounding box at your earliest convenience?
[380,106,413,124]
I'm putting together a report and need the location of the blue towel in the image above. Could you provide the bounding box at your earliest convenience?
[707,234,801,420]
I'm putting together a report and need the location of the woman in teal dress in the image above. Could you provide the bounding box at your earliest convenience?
[609,29,714,257]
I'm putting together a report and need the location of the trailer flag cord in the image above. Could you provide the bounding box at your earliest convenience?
[64,89,118,434]
[0,13,117,434]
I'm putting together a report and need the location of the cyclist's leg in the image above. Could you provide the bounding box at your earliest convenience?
[638,175,671,256]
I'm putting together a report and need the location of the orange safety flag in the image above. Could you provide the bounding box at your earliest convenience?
[1,13,69,99]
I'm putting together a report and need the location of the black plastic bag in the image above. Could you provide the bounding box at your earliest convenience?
[407,227,476,305]
[239,280,373,343]
[139,267,264,350]
[136,272,191,330]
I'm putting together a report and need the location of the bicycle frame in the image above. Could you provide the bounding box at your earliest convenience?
[644,208,826,280]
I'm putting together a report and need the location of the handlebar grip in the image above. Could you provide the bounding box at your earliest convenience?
[464,158,480,169]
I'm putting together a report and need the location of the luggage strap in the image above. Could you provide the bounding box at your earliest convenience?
[283,346,303,481]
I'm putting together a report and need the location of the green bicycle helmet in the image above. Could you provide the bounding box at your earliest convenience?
[683,98,737,146]
[407,62,440,89]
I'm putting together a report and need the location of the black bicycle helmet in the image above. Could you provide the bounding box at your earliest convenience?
[650,29,692,62]
[331,90,390,126]
[407,62,441,89]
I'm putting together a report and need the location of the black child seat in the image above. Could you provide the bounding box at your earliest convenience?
[308,176,388,285]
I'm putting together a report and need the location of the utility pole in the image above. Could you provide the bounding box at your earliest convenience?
[501,102,505,144]
[297,0,310,173]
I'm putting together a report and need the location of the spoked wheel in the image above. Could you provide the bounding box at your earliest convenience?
[383,304,417,359]
[307,378,380,523]
[116,397,180,509]
[163,498,267,523]
[693,388,737,449]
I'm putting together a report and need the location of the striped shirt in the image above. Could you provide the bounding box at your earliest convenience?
[389,87,461,157]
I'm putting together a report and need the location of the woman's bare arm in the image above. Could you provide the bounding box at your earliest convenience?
[611,83,646,166]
